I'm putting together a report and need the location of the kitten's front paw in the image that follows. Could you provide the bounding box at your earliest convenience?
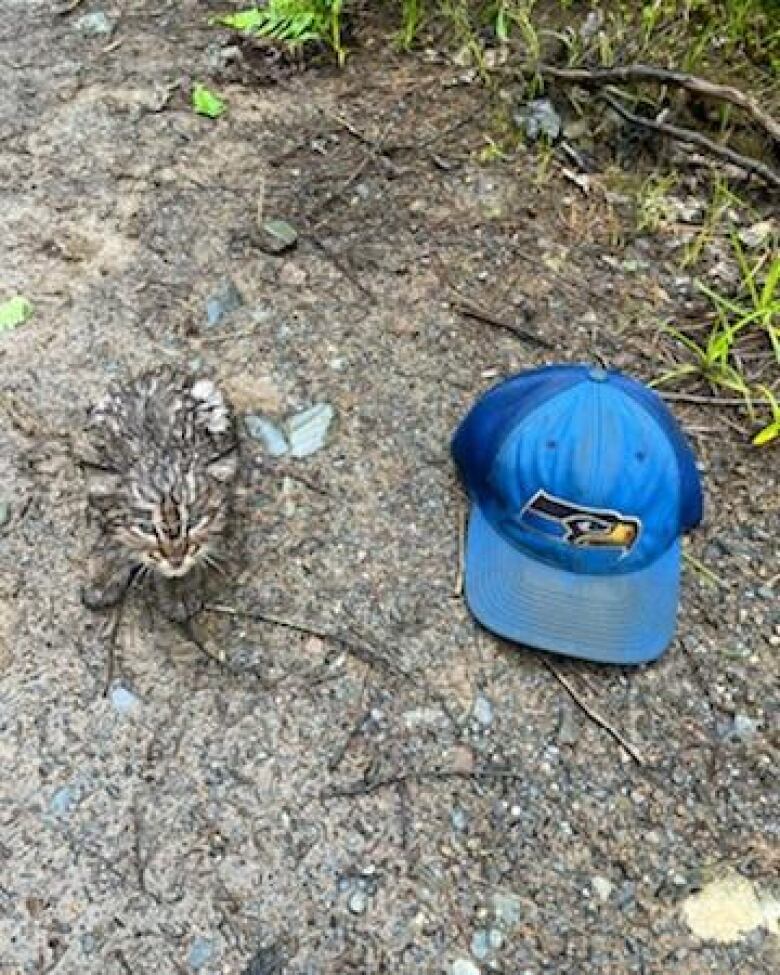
[82,565,137,610]
[155,578,204,623]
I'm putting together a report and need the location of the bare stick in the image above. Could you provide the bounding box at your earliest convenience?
[308,233,376,301]
[538,63,780,146]
[659,390,762,407]
[450,298,553,349]
[323,764,525,800]
[683,551,727,588]
[328,705,372,772]
[543,660,646,766]
[101,600,126,696]
[328,112,403,177]
[132,800,151,895]
[308,154,373,228]
[600,94,780,190]
[308,118,395,227]
[454,502,466,598]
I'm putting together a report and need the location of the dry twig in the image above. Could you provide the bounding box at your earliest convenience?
[454,502,466,598]
[101,599,126,696]
[543,660,645,766]
[660,390,765,408]
[450,297,553,348]
[323,763,525,800]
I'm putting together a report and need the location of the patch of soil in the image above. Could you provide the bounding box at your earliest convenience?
[0,3,777,974]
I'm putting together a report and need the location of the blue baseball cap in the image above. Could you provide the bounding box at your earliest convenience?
[452,364,703,664]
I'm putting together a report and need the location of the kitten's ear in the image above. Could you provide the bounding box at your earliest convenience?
[207,448,239,483]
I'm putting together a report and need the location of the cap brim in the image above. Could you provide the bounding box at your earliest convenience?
[464,506,680,664]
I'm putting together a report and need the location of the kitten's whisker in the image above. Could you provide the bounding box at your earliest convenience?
[129,564,150,592]
[202,552,227,576]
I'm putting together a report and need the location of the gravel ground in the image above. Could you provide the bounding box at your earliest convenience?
[0,3,777,973]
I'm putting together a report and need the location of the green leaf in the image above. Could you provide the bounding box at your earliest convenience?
[752,420,780,446]
[192,83,226,119]
[0,296,33,331]
[495,7,509,41]
[212,9,266,31]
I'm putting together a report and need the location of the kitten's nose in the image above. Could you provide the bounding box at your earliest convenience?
[166,546,185,567]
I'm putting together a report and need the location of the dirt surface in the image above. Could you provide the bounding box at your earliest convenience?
[1,3,778,974]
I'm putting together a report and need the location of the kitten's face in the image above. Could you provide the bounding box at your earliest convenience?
[115,463,235,579]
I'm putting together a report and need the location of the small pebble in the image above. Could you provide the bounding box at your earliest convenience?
[286,403,335,458]
[557,703,578,745]
[348,890,368,915]
[738,220,774,249]
[188,937,215,971]
[492,891,521,928]
[50,786,74,817]
[592,875,613,901]
[244,415,289,457]
[615,881,636,911]
[243,945,285,975]
[514,97,561,142]
[206,279,243,326]
[471,930,491,960]
[723,643,753,660]
[472,693,493,727]
[261,219,298,254]
[403,706,445,729]
[76,11,114,35]
[726,713,759,741]
[452,959,480,975]
[277,261,307,287]
[451,806,468,831]
[110,684,140,714]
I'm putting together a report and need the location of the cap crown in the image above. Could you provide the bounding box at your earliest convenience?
[452,365,702,577]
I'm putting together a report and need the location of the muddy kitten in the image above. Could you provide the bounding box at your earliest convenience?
[80,367,240,622]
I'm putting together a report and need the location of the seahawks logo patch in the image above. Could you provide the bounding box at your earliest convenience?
[520,490,641,551]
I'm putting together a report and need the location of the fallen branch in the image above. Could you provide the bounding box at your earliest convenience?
[538,63,780,146]
[543,660,645,766]
[600,94,780,190]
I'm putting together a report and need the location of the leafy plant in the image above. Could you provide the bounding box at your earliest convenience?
[731,235,780,363]
[636,173,678,234]
[213,1,346,64]
[681,178,746,269]
[653,234,779,445]
[398,0,425,49]
[652,318,755,409]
